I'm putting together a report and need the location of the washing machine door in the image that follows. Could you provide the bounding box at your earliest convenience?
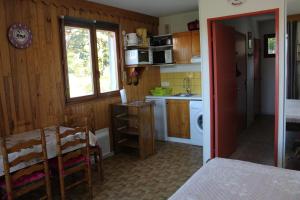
[191,110,203,146]
[197,113,203,131]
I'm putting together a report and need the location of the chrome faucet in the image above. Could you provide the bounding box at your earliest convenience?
[183,77,191,94]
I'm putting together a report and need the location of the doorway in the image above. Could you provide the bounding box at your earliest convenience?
[208,9,279,166]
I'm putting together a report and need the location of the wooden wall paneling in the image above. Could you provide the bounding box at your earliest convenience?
[36,1,53,127]
[0,0,159,136]
[0,0,15,136]
[120,18,161,101]
[7,0,34,134]
[20,0,36,132]
[120,18,135,101]
[0,0,11,135]
[0,97,5,137]
[24,0,41,129]
[43,3,64,126]
[47,0,158,25]
[55,4,69,123]
[50,3,65,125]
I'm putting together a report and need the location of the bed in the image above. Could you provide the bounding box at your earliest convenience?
[169,158,300,200]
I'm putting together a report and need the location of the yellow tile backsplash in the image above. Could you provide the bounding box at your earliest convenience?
[161,72,202,95]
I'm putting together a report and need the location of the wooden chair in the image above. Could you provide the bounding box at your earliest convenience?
[0,130,52,200]
[53,126,92,200]
[62,114,104,179]
[89,144,104,180]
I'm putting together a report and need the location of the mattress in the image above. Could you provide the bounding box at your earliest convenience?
[169,158,300,200]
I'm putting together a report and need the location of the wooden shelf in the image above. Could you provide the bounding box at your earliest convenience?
[115,101,153,108]
[117,127,139,136]
[115,114,139,121]
[152,63,175,67]
[125,64,151,68]
[150,45,173,49]
[111,101,155,159]
[125,45,149,50]
[117,138,139,149]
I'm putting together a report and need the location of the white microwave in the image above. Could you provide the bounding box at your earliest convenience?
[125,49,153,65]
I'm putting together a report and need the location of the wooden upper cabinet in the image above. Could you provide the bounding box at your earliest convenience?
[173,32,192,64]
[173,31,200,64]
[166,100,190,139]
[192,31,200,56]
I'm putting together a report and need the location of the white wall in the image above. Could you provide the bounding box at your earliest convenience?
[199,0,286,167]
[159,10,199,34]
[287,0,300,15]
[259,20,276,115]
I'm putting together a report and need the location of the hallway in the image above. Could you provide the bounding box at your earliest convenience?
[230,115,274,166]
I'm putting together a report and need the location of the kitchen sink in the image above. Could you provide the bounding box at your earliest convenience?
[173,93,195,97]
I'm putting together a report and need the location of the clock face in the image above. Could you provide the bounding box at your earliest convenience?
[8,24,33,49]
[228,0,246,6]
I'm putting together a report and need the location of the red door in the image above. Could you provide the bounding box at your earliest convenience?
[213,22,237,157]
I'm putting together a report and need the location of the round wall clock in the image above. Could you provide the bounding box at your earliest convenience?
[8,23,33,49]
[228,0,246,6]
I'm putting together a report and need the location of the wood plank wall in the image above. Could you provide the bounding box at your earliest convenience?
[0,0,160,136]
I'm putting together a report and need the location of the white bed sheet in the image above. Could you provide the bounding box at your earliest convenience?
[169,158,300,200]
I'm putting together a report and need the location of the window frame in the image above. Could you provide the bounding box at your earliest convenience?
[60,17,122,104]
[264,33,276,58]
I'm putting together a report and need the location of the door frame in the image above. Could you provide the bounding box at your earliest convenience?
[207,9,280,166]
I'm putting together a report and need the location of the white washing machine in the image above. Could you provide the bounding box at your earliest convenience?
[190,100,203,146]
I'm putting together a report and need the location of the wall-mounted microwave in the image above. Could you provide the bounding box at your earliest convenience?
[125,49,153,65]
[150,34,173,47]
[152,49,173,65]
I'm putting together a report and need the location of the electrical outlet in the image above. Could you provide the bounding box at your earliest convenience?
[161,81,170,87]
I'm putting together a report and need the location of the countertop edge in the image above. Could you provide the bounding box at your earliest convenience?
[145,95,202,100]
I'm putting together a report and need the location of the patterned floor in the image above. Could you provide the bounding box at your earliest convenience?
[65,142,202,200]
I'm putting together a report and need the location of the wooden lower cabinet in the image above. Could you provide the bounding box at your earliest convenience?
[166,100,190,139]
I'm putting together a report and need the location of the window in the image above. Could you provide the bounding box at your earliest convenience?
[62,17,120,103]
[96,30,119,93]
[264,34,276,58]
[65,26,94,98]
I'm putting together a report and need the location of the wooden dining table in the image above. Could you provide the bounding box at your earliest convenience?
[0,126,97,177]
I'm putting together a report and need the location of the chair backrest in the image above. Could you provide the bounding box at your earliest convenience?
[0,130,51,199]
[63,113,95,133]
[55,126,90,167]
[54,126,92,200]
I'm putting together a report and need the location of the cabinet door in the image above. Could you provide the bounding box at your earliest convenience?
[167,100,190,138]
[192,31,200,56]
[173,32,192,64]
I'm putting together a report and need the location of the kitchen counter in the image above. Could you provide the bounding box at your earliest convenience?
[145,95,202,100]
